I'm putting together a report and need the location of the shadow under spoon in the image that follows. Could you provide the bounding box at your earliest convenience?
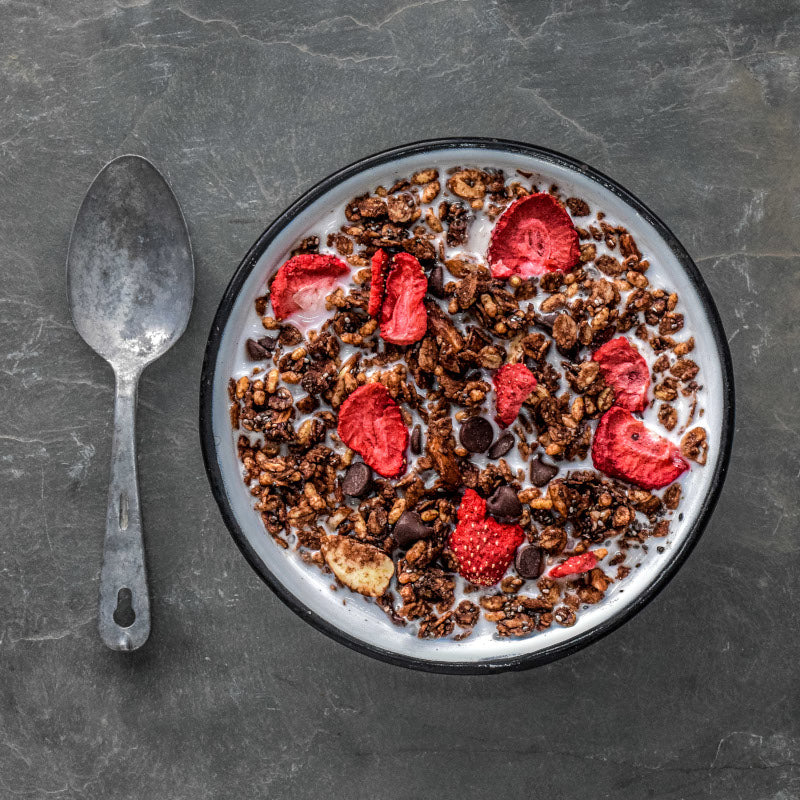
[67,155,194,651]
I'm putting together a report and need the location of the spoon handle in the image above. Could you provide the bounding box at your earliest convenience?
[98,371,151,651]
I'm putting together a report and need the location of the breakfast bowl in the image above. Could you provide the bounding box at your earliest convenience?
[199,138,734,673]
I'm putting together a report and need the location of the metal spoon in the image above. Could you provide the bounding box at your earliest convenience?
[67,155,194,651]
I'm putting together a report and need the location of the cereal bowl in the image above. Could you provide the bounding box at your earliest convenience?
[199,138,734,673]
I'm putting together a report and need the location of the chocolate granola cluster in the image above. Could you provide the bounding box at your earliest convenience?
[228,166,708,640]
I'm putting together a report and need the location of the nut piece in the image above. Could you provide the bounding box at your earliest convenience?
[680,426,708,465]
[537,525,567,554]
[412,168,438,185]
[421,181,441,204]
[320,535,394,597]
[447,170,486,200]
[552,313,578,351]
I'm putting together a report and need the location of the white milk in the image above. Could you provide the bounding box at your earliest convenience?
[221,153,718,656]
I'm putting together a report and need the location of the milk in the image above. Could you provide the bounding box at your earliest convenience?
[229,164,707,640]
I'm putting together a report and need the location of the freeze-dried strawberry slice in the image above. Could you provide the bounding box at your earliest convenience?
[337,383,408,478]
[367,248,389,318]
[592,337,650,412]
[457,487,486,524]
[449,489,525,587]
[493,363,538,427]
[592,406,689,490]
[487,193,580,279]
[380,252,428,345]
[270,254,349,321]
[549,549,607,578]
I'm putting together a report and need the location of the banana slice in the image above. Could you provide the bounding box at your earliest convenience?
[320,535,394,597]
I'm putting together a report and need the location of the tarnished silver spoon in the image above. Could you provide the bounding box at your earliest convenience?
[67,155,194,651]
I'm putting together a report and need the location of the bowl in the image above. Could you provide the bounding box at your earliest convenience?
[200,138,734,673]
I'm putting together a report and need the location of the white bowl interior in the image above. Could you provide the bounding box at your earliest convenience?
[208,145,727,667]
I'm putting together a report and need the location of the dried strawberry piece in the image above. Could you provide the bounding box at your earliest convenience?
[549,549,606,578]
[457,487,486,524]
[493,363,538,427]
[487,193,580,279]
[367,248,389,318]
[337,383,408,478]
[449,489,525,586]
[379,252,428,345]
[270,254,349,321]
[592,337,650,412]
[592,406,689,490]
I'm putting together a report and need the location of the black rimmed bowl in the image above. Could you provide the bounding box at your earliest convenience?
[200,138,734,674]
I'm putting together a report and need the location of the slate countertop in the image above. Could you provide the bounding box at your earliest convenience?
[1,2,798,798]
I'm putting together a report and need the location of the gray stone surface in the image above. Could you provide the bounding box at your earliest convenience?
[1,1,798,797]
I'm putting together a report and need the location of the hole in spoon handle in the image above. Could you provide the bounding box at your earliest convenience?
[113,587,136,628]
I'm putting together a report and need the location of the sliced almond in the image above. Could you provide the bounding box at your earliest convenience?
[320,536,394,597]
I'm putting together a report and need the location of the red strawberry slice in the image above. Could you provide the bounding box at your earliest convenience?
[592,337,650,413]
[592,406,689,490]
[457,486,487,523]
[549,549,606,578]
[493,363,538,428]
[379,252,428,345]
[367,248,389,319]
[449,489,525,586]
[487,193,580,279]
[270,254,349,321]
[337,383,408,478]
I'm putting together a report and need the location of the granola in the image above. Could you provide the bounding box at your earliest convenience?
[228,165,709,641]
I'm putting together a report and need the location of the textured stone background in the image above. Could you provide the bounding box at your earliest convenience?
[1,1,798,798]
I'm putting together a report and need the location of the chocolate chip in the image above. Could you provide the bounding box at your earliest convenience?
[486,485,522,524]
[534,312,558,333]
[410,424,422,455]
[341,462,372,497]
[393,511,433,549]
[529,455,558,487]
[429,264,445,298]
[515,545,545,579]
[246,338,269,360]
[459,417,493,453]
[257,335,277,352]
[488,430,514,459]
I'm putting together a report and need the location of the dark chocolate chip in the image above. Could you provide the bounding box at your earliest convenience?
[341,462,372,497]
[459,417,493,453]
[534,312,558,333]
[529,455,559,487]
[488,430,514,459]
[257,335,277,352]
[393,511,433,549]
[515,545,545,579]
[429,264,445,298]
[486,485,522,524]
[592,325,616,347]
[245,338,269,360]
[410,424,422,455]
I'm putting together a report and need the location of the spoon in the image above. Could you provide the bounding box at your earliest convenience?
[67,155,194,651]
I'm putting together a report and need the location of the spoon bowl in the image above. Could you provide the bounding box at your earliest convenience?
[68,155,193,371]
